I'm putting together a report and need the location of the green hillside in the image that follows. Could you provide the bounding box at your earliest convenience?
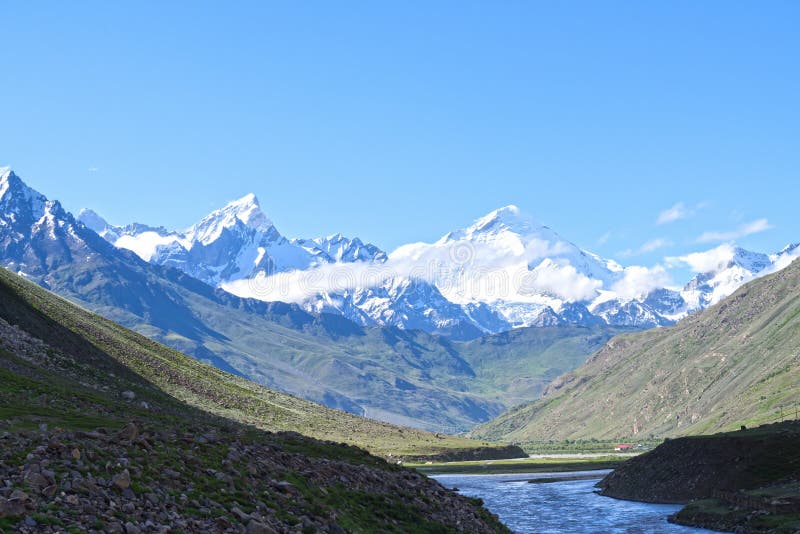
[0,266,522,461]
[471,259,800,443]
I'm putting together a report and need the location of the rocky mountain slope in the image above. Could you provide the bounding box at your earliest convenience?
[0,267,515,532]
[0,169,622,432]
[470,257,800,443]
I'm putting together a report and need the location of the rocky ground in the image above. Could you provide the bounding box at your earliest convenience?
[0,270,511,532]
[0,421,508,533]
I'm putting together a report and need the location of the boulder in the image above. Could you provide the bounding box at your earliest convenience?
[113,469,131,490]
[117,423,139,442]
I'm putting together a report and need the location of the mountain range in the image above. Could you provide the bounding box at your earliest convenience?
[0,167,629,431]
[2,166,799,435]
[77,185,800,339]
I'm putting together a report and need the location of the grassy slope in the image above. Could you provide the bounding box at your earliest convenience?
[457,325,634,407]
[0,267,519,460]
[0,278,511,532]
[471,258,800,443]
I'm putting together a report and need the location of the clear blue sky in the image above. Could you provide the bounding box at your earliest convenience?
[1,1,798,278]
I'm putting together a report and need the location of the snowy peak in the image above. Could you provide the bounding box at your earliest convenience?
[0,170,101,279]
[188,193,274,245]
[77,208,110,233]
[441,205,541,243]
[0,169,48,220]
[223,193,272,230]
[471,204,533,235]
[299,233,388,264]
[0,169,27,200]
[730,246,772,273]
[0,168,18,202]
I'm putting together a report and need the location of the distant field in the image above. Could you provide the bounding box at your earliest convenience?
[517,439,661,454]
[408,455,630,475]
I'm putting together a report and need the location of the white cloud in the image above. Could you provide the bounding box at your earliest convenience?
[524,238,571,260]
[765,245,800,275]
[696,218,772,243]
[88,167,99,172]
[657,202,690,224]
[619,238,672,258]
[515,259,603,302]
[596,231,612,246]
[666,243,736,273]
[656,201,709,225]
[610,265,673,300]
[222,235,605,305]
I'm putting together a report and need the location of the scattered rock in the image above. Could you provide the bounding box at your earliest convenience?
[117,423,139,442]
[231,506,250,521]
[113,469,131,490]
[24,471,50,491]
[246,519,278,534]
[10,490,29,502]
[0,497,26,518]
[121,390,136,401]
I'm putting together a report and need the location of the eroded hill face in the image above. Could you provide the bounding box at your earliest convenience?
[471,258,800,443]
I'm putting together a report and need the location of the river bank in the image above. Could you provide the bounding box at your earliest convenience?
[597,421,800,533]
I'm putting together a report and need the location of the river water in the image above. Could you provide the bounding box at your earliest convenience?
[433,471,712,533]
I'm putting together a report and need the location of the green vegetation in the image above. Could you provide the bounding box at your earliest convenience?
[471,258,800,442]
[516,438,660,454]
[673,498,800,533]
[456,325,634,408]
[409,456,628,475]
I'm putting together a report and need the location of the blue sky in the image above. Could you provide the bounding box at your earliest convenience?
[1,1,798,282]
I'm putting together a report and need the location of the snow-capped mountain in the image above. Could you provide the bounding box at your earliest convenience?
[83,195,482,337]
[385,205,626,327]
[75,180,800,339]
[0,168,103,279]
[80,194,387,287]
[679,244,798,311]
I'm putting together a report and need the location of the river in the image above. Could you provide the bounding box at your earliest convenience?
[433,470,712,533]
